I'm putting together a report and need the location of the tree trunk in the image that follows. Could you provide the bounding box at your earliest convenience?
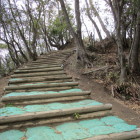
[111,0,127,83]
[130,10,140,74]
[122,21,128,49]
[14,40,28,62]
[89,0,111,39]
[85,0,103,42]
[31,31,38,61]
[11,42,23,65]
[7,0,34,60]
[81,15,90,39]
[7,44,20,67]
[59,0,92,67]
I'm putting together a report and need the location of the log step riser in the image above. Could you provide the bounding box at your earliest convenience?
[5,86,78,94]
[9,79,73,85]
[3,96,90,105]
[2,91,91,102]
[0,104,112,124]
[11,72,66,78]
[0,110,112,131]
[5,82,79,91]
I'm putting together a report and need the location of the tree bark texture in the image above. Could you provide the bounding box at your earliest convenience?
[130,10,140,73]
[59,0,92,66]
[89,0,111,39]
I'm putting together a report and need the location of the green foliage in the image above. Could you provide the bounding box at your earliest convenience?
[49,17,67,36]
[48,5,74,39]
[73,113,80,119]
[5,103,14,107]
[33,19,40,29]
[0,43,7,49]
[107,72,119,83]
[0,54,16,77]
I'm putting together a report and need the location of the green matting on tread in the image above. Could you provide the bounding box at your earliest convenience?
[0,116,137,140]
[3,89,82,97]
[9,82,73,86]
[0,100,102,117]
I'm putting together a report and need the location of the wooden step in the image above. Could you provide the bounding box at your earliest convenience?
[0,103,112,124]
[37,56,68,60]
[31,59,63,63]
[9,76,72,84]
[9,79,73,86]
[18,65,61,70]
[85,128,140,140]
[5,86,75,94]
[27,61,62,65]
[1,91,91,103]
[29,62,61,65]
[11,71,66,78]
[5,82,79,92]
[14,67,63,74]
[40,52,71,58]
[3,96,90,105]
[26,63,61,67]
[0,110,112,131]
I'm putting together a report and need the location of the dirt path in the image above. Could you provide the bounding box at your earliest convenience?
[64,55,140,127]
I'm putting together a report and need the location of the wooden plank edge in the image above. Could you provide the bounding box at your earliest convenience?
[4,96,89,105]
[84,128,140,140]
[0,104,112,124]
[9,76,72,84]
[2,91,91,101]
[5,82,79,90]
[0,110,112,132]
[4,86,76,94]
[14,68,63,74]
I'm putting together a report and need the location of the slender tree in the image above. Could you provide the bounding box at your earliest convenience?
[58,0,92,66]
[107,0,127,83]
[129,0,140,73]
[85,0,103,42]
[89,0,111,39]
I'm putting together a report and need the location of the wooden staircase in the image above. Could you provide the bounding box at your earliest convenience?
[0,49,140,140]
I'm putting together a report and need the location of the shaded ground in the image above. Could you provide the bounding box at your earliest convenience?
[64,53,140,127]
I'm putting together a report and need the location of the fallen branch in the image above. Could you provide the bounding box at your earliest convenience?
[83,66,108,75]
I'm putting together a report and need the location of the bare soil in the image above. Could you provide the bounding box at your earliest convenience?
[64,53,140,127]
